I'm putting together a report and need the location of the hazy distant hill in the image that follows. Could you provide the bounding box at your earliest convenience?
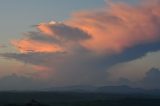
[96,85,145,94]
[47,85,97,92]
[47,85,160,95]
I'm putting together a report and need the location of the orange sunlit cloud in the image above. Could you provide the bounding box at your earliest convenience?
[37,23,55,36]
[12,39,63,53]
[67,1,160,54]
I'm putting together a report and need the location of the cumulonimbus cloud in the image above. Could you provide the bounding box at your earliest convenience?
[1,0,160,87]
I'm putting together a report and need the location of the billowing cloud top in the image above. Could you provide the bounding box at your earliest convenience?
[11,0,160,55]
[67,0,160,54]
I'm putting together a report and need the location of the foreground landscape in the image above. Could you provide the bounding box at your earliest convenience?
[1,91,160,106]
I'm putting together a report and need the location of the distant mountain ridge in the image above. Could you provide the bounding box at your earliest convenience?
[47,85,160,94]
[96,85,145,94]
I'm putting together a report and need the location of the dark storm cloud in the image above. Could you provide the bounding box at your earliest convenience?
[140,68,160,89]
[99,41,160,70]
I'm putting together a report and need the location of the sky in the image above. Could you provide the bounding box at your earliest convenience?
[0,0,160,90]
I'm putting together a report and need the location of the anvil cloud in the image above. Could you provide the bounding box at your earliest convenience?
[67,0,160,54]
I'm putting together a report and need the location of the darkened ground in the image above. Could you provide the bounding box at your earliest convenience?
[1,92,160,106]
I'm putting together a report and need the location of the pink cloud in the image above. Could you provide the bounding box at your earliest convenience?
[37,22,55,36]
[12,1,160,55]
[66,0,160,54]
[11,39,64,53]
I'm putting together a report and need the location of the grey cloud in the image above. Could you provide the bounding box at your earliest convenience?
[140,68,160,89]
[0,45,6,48]
[0,74,46,91]
[1,52,66,67]
[114,68,160,89]
[23,31,59,44]
[0,51,107,86]
[49,23,91,41]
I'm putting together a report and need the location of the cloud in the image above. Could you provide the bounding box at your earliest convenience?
[67,0,160,54]
[11,22,90,54]
[12,39,64,53]
[1,52,108,85]
[115,68,160,89]
[38,22,91,41]
[10,0,160,55]
[0,45,6,48]
[107,50,160,81]
[102,41,160,71]
[140,68,160,89]
[0,74,47,90]
[1,0,160,88]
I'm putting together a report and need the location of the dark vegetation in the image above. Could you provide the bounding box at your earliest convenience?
[1,92,160,106]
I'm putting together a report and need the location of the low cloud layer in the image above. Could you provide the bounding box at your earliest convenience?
[1,0,160,89]
[115,68,160,89]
